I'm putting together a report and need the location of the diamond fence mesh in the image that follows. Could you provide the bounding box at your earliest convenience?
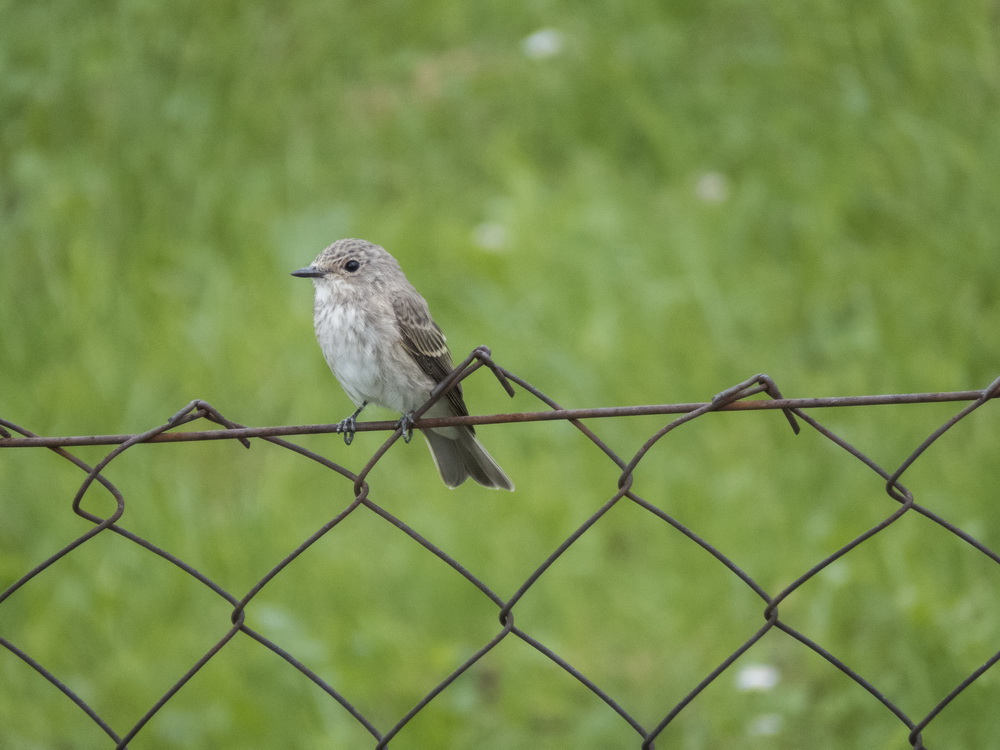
[2,348,999,749]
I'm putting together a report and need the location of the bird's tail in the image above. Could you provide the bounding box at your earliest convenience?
[421,427,514,491]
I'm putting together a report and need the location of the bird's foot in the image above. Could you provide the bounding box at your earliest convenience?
[338,415,357,445]
[398,412,415,443]
[337,402,367,445]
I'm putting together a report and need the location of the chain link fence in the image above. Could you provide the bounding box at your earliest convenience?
[3,348,999,749]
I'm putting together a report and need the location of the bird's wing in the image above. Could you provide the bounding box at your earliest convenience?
[393,294,469,418]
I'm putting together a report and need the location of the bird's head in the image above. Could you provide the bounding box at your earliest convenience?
[291,238,401,292]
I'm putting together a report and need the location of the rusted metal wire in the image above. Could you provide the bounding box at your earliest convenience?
[0,390,989,449]
[2,348,998,749]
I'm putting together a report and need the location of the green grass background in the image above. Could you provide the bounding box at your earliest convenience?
[3,1,1000,747]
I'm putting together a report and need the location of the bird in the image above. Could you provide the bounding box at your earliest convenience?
[291,238,514,491]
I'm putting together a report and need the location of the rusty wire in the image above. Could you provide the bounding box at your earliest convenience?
[2,347,999,749]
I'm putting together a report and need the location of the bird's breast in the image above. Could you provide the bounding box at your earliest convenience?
[312,298,382,404]
[311,283,434,412]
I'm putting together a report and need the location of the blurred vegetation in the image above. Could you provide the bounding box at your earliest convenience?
[2,0,1000,747]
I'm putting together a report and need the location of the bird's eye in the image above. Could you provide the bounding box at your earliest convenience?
[344,259,361,273]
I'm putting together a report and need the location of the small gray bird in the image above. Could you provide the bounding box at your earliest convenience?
[292,238,514,491]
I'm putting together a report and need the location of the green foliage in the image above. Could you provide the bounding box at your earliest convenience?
[3,0,1000,747]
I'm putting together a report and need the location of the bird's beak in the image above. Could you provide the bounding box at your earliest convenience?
[291,266,324,278]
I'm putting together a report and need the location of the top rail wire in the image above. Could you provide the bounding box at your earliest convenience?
[3,347,1000,750]
[0,390,986,448]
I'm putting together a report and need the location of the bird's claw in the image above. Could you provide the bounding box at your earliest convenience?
[398,413,415,443]
[338,415,357,445]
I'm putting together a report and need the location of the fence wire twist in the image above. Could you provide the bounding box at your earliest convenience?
[2,347,1000,749]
